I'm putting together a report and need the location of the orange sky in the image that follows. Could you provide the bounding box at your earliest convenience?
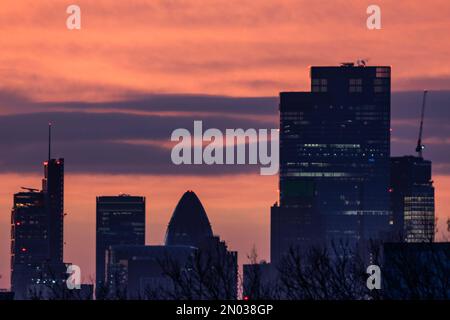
[1,1,450,289]
[0,0,450,101]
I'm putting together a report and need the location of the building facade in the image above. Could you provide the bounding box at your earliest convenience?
[165,191,238,299]
[42,158,64,263]
[96,195,146,290]
[102,191,238,300]
[11,142,66,299]
[390,156,435,242]
[11,191,47,299]
[165,190,213,247]
[272,64,392,263]
[105,245,196,299]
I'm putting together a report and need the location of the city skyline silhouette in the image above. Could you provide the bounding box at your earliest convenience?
[3,64,450,299]
[1,2,450,300]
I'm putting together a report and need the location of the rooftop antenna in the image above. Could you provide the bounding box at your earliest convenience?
[415,90,428,158]
[48,122,52,161]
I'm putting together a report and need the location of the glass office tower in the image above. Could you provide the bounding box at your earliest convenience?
[390,156,435,242]
[11,191,48,299]
[96,195,146,290]
[271,63,391,263]
[42,158,64,263]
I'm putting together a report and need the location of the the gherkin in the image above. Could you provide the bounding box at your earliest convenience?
[165,191,213,246]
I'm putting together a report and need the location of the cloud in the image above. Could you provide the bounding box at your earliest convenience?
[0,90,449,175]
[392,91,450,120]
[2,1,450,100]
[391,90,450,172]
[0,89,36,114]
[44,94,279,116]
[0,92,278,175]
[396,77,450,91]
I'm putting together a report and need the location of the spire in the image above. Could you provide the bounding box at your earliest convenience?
[48,122,52,161]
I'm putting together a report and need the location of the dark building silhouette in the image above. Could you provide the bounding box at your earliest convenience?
[0,290,14,301]
[42,158,64,263]
[96,195,146,290]
[243,262,277,300]
[105,245,195,299]
[10,125,66,299]
[102,191,238,300]
[165,191,213,247]
[164,191,238,299]
[27,260,85,300]
[10,190,47,299]
[27,261,92,300]
[390,156,435,242]
[272,63,392,263]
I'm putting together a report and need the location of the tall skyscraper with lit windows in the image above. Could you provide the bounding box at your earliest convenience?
[271,63,392,263]
[11,124,66,299]
[11,190,47,299]
[390,156,435,242]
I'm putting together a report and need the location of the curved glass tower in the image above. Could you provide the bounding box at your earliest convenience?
[165,191,213,246]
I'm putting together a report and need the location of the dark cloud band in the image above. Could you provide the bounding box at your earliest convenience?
[0,90,449,175]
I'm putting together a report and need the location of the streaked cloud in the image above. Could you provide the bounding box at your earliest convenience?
[1,1,450,101]
[0,90,449,175]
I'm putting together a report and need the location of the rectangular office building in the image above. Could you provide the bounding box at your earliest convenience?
[272,63,392,263]
[11,191,48,299]
[390,156,435,242]
[96,195,145,290]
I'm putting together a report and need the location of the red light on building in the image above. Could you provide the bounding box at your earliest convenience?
[243,296,249,301]
[15,222,21,226]
[21,248,27,252]
[388,188,393,193]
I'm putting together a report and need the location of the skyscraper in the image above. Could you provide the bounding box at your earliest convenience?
[271,63,392,263]
[10,190,47,299]
[42,158,64,263]
[165,190,213,247]
[11,124,66,299]
[96,195,146,290]
[390,156,435,242]
[165,191,238,299]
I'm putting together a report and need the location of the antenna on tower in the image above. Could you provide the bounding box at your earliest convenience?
[415,90,428,158]
[48,122,52,161]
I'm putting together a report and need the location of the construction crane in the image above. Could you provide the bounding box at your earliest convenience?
[415,90,428,158]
